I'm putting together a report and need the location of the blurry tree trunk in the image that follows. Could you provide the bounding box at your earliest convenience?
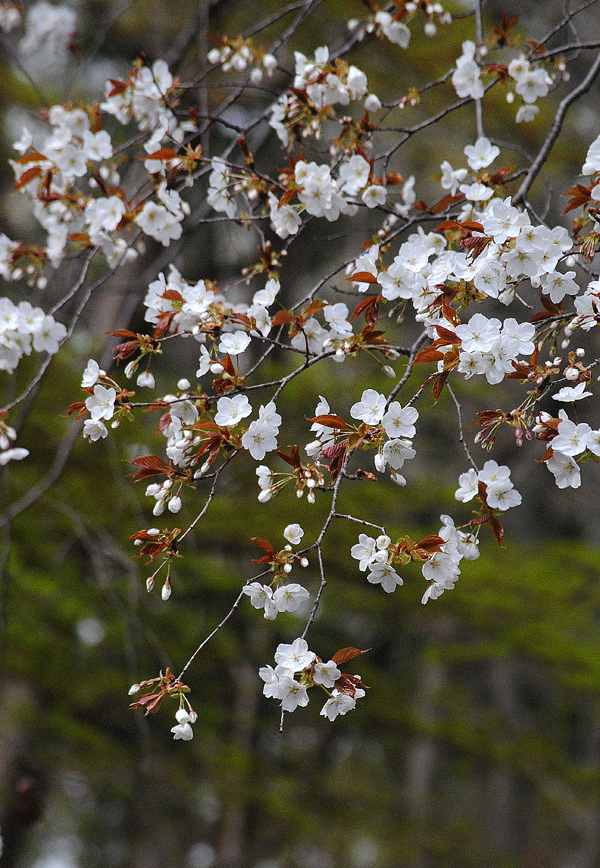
[0,680,45,868]
[217,656,259,868]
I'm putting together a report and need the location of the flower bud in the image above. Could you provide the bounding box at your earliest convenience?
[161,581,171,601]
[128,683,140,695]
[137,370,155,389]
[258,488,273,503]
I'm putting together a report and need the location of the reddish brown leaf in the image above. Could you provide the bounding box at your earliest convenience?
[162,289,184,302]
[432,371,449,403]
[434,325,460,344]
[347,271,379,284]
[563,184,591,215]
[143,148,180,161]
[433,193,464,213]
[250,537,275,556]
[350,294,381,326]
[416,534,445,553]
[15,166,41,191]
[107,78,128,97]
[17,151,48,164]
[276,447,302,469]
[413,346,445,365]
[272,309,294,326]
[490,514,504,546]
[307,414,348,430]
[320,442,346,459]
[331,647,370,665]
[109,329,138,339]
[304,299,326,317]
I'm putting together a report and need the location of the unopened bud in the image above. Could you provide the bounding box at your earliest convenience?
[128,683,140,695]
[161,581,171,601]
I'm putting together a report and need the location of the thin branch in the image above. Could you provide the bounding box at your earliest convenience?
[447,382,479,473]
[513,50,600,205]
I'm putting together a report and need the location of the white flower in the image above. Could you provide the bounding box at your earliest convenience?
[83,419,109,441]
[272,676,309,712]
[273,583,310,612]
[241,419,278,460]
[218,331,251,356]
[367,561,403,593]
[455,468,479,502]
[242,582,277,619]
[171,708,194,740]
[553,382,592,402]
[137,370,155,388]
[463,137,500,170]
[452,41,484,100]
[85,385,116,421]
[284,523,304,545]
[545,450,581,489]
[351,534,377,571]
[81,359,103,388]
[350,389,386,425]
[274,637,315,672]
[362,184,386,208]
[214,394,252,426]
[320,691,356,720]
[313,660,341,689]
[551,416,592,457]
[382,402,418,438]
[0,447,29,465]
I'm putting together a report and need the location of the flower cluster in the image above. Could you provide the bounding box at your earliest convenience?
[242,524,309,619]
[0,297,66,373]
[3,0,600,738]
[259,639,366,720]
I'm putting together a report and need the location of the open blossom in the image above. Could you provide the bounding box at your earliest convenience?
[320,691,356,720]
[272,583,310,612]
[551,414,592,457]
[553,382,592,402]
[243,582,277,619]
[214,394,252,426]
[452,41,484,100]
[284,524,304,545]
[313,660,341,689]
[382,402,418,439]
[464,137,500,170]
[171,708,196,741]
[83,419,109,442]
[274,638,315,672]
[81,359,104,388]
[241,419,278,460]
[545,451,581,489]
[218,331,251,356]
[367,561,403,593]
[85,385,116,421]
[350,389,386,425]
